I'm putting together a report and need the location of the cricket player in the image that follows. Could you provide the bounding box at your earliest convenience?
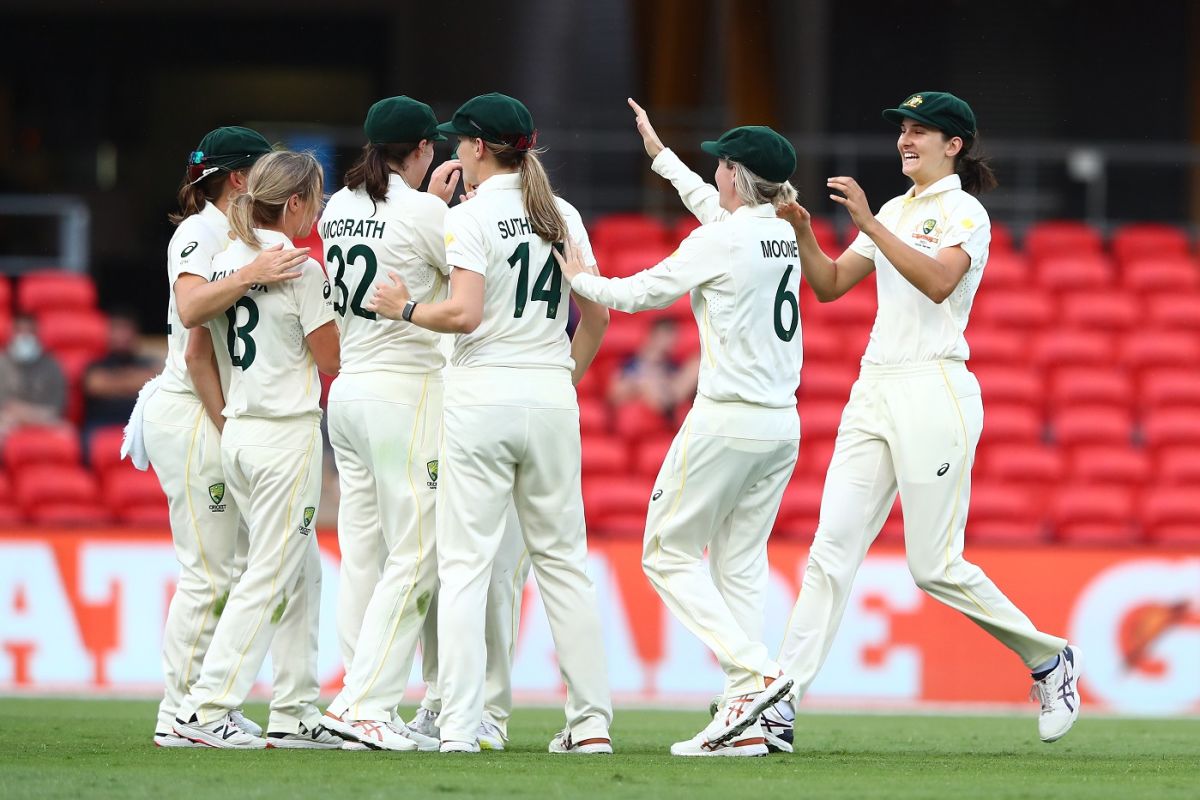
[555,100,801,757]
[367,93,613,754]
[145,126,309,747]
[173,151,343,749]
[771,91,1081,744]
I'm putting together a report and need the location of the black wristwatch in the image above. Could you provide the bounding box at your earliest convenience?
[402,299,418,321]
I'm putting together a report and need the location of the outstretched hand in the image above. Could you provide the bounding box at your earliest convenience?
[364,270,412,320]
[552,239,595,284]
[627,97,665,159]
[828,177,874,231]
[776,201,812,231]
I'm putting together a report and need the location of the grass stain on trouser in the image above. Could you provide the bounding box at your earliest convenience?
[214,589,230,618]
[271,594,288,624]
[417,590,432,616]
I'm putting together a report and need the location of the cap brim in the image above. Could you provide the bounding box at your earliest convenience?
[883,107,942,130]
[700,140,724,159]
[436,120,473,138]
[428,131,448,142]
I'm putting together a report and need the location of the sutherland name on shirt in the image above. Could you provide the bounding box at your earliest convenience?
[497,217,535,239]
[320,218,388,239]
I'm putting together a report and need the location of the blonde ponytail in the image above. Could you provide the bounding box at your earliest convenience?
[483,142,569,244]
[733,162,797,210]
[227,150,324,249]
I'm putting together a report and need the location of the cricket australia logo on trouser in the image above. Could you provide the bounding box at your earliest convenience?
[208,483,227,512]
[426,460,438,490]
[298,507,315,535]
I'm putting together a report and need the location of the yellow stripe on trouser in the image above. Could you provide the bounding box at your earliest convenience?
[350,376,431,714]
[212,421,319,706]
[937,362,993,619]
[180,404,217,688]
[649,419,759,682]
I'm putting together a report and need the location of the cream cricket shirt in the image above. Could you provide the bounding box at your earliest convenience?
[444,172,596,372]
[207,229,335,420]
[160,202,233,395]
[571,149,803,409]
[320,175,449,375]
[848,173,991,365]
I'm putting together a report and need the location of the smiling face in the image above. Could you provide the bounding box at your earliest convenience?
[897,118,962,186]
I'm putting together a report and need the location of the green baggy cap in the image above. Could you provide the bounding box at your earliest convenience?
[436,93,538,151]
[882,91,977,141]
[364,96,445,144]
[188,126,272,184]
[699,125,796,183]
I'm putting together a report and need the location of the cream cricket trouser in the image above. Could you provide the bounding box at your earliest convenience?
[176,414,324,733]
[435,367,612,744]
[419,502,530,735]
[779,360,1068,700]
[325,371,441,721]
[145,390,242,734]
[643,396,799,697]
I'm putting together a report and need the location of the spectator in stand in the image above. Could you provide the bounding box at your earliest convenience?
[607,319,696,419]
[82,309,160,441]
[0,314,68,441]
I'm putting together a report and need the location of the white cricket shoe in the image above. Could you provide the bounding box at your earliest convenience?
[705,675,794,747]
[173,713,267,749]
[759,699,795,754]
[341,740,371,751]
[322,712,419,752]
[671,720,769,757]
[406,708,440,740]
[392,717,439,752]
[477,720,506,751]
[229,708,262,737]
[548,728,613,754]
[154,731,204,748]
[266,722,344,749]
[440,739,480,753]
[1033,645,1083,743]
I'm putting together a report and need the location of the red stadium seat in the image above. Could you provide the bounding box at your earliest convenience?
[119,504,172,527]
[1067,445,1151,486]
[1141,488,1200,545]
[669,328,701,363]
[973,365,1042,407]
[581,436,626,477]
[798,362,857,402]
[1143,409,1200,452]
[0,313,11,349]
[608,246,674,278]
[775,483,824,539]
[1051,406,1132,447]
[972,290,1054,329]
[0,503,24,525]
[876,497,905,543]
[1111,223,1191,266]
[3,425,81,468]
[635,434,675,479]
[1060,291,1140,331]
[801,439,836,477]
[808,217,840,257]
[87,424,127,472]
[14,464,98,508]
[1121,256,1200,294]
[578,397,609,435]
[798,400,845,441]
[1036,254,1115,293]
[36,309,109,356]
[981,252,1030,290]
[990,221,1014,254]
[0,471,8,503]
[16,270,98,314]
[1120,331,1200,371]
[966,328,1028,366]
[799,326,844,362]
[672,215,701,244]
[1047,367,1132,410]
[1157,446,1200,485]
[967,482,1045,544]
[1144,294,1200,331]
[979,404,1043,443]
[614,401,671,439]
[102,464,166,512]
[0,275,11,311]
[31,502,112,526]
[1032,330,1115,369]
[582,475,652,521]
[1024,221,1103,264]
[984,445,1065,485]
[590,214,670,252]
[1139,369,1200,411]
[1052,484,1136,545]
[600,317,650,362]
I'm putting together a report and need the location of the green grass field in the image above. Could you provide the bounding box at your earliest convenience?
[1,699,1196,799]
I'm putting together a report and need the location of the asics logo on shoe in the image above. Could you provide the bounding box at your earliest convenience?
[1058,675,1076,712]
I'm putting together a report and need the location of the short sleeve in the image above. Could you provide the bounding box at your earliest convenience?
[940,202,991,269]
[168,219,222,284]
[847,229,877,261]
[295,259,336,336]
[444,207,489,275]
[411,194,451,276]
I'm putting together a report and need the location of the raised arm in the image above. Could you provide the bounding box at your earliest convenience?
[555,234,714,314]
[175,244,311,328]
[628,98,727,225]
[777,201,874,302]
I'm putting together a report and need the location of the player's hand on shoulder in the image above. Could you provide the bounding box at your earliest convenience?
[240,242,309,286]
[552,238,591,283]
[627,97,665,159]
[427,159,462,204]
[364,268,412,320]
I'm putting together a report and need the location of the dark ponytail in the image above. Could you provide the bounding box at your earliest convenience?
[168,171,227,225]
[955,133,998,196]
[344,142,420,207]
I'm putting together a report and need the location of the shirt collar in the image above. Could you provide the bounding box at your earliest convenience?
[254,228,295,248]
[200,201,227,224]
[474,172,522,194]
[732,203,777,219]
[388,172,416,193]
[904,173,961,202]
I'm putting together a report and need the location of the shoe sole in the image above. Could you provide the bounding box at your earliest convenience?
[172,724,266,750]
[322,714,416,752]
[265,739,344,749]
[1041,646,1084,743]
[672,743,769,758]
[763,732,794,754]
[706,678,795,747]
[154,735,204,749]
[479,738,505,751]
